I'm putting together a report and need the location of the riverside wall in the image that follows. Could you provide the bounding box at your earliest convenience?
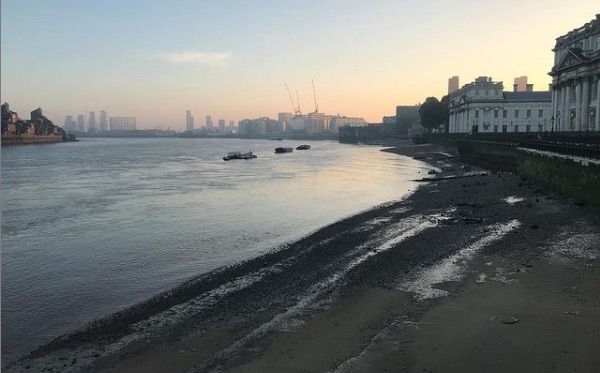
[1,134,64,145]
[455,139,600,208]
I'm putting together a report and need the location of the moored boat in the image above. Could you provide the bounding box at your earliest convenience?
[223,151,257,161]
[275,147,293,153]
[296,144,311,150]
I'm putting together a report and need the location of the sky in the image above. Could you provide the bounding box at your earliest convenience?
[1,1,599,130]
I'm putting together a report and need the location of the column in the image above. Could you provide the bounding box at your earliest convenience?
[562,84,569,131]
[596,75,600,131]
[551,86,557,120]
[576,80,583,131]
[581,78,590,130]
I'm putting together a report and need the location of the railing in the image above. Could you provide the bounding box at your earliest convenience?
[519,141,600,161]
[428,131,600,160]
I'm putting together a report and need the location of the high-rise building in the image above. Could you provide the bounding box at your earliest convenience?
[218,119,225,131]
[88,111,96,131]
[64,115,76,132]
[448,76,459,94]
[185,110,194,131]
[99,110,107,131]
[228,120,235,131]
[77,114,85,132]
[31,107,44,122]
[514,76,528,92]
[206,115,213,130]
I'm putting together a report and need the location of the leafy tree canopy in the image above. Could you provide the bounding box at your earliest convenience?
[418,96,448,132]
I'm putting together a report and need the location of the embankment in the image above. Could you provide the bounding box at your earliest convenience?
[456,139,600,208]
[1,134,64,145]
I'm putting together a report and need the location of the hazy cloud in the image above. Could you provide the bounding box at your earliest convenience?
[157,51,231,66]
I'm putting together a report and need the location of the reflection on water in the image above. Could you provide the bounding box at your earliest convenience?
[1,138,427,362]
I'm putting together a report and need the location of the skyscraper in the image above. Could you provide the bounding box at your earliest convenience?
[218,119,225,131]
[514,76,528,92]
[185,110,194,131]
[88,111,96,131]
[448,76,459,94]
[77,114,85,132]
[99,110,108,131]
[64,115,76,132]
[206,115,213,130]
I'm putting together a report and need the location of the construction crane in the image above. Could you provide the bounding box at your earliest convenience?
[284,83,302,116]
[295,90,302,115]
[312,79,319,114]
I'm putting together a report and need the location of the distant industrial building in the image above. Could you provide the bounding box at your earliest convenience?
[395,105,421,135]
[382,116,396,124]
[549,14,600,132]
[110,116,137,131]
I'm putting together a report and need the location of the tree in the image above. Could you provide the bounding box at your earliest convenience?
[418,97,447,132]
[439,95,450,132]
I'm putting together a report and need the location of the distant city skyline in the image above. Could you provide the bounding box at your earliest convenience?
[2,1,599,129]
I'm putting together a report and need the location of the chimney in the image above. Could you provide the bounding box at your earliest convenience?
[526,84,534,92]
[513,84,518,92]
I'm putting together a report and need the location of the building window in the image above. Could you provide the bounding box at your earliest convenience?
[515,110,519,118]
[493,125,498,133]
[526,125,531,132]
[485,90,489,96]
[514,125,519,132]
[592,80,598,100]
[538,109,543,117]
[494,110,499,118]
[475,110,479,119]
[502,110,507,118]
[526,109,531,118]
[502,125,507,132]
[494,89,499,96]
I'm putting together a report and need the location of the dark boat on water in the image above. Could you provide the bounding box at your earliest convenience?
[275,147,293,153]
[296,144,311,150]
[223,151,257,161]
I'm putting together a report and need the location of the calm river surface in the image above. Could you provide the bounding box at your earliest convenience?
[1,137,427,363]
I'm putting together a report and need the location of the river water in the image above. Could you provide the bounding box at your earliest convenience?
[1,137,427,363]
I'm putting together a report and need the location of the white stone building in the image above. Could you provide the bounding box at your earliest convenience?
[549,14,600,132]
[448,76,552,134]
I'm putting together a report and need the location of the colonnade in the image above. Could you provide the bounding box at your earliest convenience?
[552,74,600,131]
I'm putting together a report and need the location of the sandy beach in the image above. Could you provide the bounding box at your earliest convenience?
[6,143,600,373]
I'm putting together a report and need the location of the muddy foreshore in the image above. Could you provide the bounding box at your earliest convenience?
[6,143,600,373]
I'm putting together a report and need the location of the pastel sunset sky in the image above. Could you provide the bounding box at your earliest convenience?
[1,0,599,129]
